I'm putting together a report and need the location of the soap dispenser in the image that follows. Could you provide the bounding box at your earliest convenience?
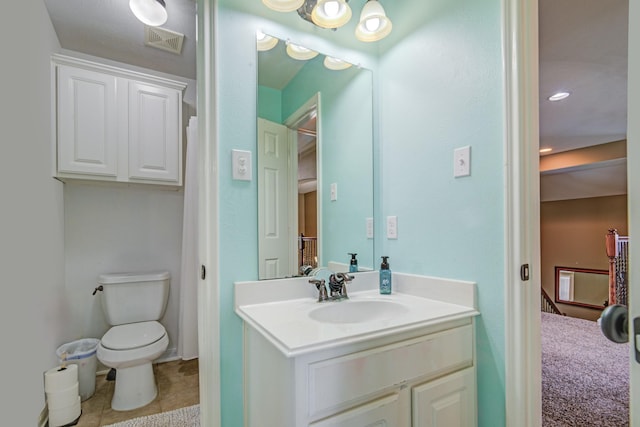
[379,256,392,294]
[348,253,358,273]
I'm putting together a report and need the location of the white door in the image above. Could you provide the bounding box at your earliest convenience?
[412,368,476,427]
[258,118,293,279]
[128,81,181,183]
[309,394,401,427]
[57,65,118,176]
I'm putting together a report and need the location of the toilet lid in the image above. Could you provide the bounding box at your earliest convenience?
[102,321,166,350]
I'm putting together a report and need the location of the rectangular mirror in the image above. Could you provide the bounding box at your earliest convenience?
[256,34,374,279]
[554,266,609,309]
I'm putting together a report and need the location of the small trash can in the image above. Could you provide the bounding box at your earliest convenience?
[56,338,100,401]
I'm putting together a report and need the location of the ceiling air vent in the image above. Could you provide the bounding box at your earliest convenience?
[144,26,184,55]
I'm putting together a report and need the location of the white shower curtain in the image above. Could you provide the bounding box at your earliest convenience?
[178,116,199,360]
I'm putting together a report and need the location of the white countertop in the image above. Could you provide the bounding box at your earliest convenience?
[235,271,479,357]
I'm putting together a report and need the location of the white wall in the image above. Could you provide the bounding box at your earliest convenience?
[64,183,185,359]
[0,2,66,423]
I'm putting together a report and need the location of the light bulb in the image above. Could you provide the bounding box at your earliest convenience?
[323,1,340,17]
[365,17,380,32]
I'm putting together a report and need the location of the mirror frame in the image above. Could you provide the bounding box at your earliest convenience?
[554,266,609,310]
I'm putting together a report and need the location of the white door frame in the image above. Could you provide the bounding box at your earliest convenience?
[503,0,542,425]
[196,0,221,426]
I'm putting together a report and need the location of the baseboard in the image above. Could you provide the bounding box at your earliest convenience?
[38,405,48,427]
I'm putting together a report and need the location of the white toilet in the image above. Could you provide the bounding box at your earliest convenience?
[96,271,170,411]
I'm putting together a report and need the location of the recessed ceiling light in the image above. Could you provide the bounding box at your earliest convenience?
[539,148,553,154]
[548,92,570,101]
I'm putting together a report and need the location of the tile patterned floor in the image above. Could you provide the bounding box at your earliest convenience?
[75,359,199,426]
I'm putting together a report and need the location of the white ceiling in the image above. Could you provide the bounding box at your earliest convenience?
[43,0,629,201]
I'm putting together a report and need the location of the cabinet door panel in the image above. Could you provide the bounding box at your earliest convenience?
[412,367,476,427]
[128,81,180,182]
[309,394,400,427]
[57,65,117,176]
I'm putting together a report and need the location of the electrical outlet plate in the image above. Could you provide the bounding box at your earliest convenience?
[454,146,471,177]
[386,216,398,239]
[232,149,252,181]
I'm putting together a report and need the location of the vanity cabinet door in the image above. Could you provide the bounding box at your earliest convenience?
[411,367,476,427]
[309,394,401,427]
[57,65,118,177]
[127,81,181,183]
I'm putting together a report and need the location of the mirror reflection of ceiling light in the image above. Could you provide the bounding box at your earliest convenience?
[129,0,168,27]
[323,56,352,70]
[262,0,305,13]
[262,0,392,42]
[256,31,279,51]
[311,0,352,29]
[286,42,319,60]
[548,92,570,101]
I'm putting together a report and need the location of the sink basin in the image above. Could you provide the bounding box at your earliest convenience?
[308,299,410,324]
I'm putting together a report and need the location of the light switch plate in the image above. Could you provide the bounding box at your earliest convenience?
[366,217,374,239]
[454,146,471,178]
[232,149,252,181]
[386,216,398,239]
[330,183,338,201]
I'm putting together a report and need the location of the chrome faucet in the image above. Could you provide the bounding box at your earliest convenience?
[309,269,353,302]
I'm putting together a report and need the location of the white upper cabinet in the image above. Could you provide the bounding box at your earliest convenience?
[52,54,186,186]
[57,65,118,177]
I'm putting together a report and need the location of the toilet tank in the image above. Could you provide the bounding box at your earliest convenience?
[98,271,170,326]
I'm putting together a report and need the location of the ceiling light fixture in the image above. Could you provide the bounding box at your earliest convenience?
[129,0,168,27]
[286,42,319,60]
[262,0,305,13]
[257,31,279,51]
[355,0,392,42]
[311,0,352,29]
[262,0,392,42]
[539,148,553,154]
[548,91,570,101]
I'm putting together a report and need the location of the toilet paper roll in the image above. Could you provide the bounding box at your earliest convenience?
[44,364,78,393]
[48,396,81,427]
[46,382,79,409]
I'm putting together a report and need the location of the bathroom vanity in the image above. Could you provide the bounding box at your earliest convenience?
[235,272,479,426]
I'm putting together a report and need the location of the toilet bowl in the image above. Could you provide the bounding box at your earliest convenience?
[94,271,171,411]
[97,321,169,411]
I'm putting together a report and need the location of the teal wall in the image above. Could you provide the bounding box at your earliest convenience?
[216,0,505,425]
[377,0,505,425]
[257,85,282,123]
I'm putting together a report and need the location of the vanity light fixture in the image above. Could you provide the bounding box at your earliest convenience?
[548,91,570,101]
[262,0,305,13]
[311,0,352,29]
[323,56,352,70]
[257,31,279,51]
[355,0,392,42]
[129,0,168,27]
[262,0,392,42]
[286,42,319,60]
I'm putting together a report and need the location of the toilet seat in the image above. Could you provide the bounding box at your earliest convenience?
[101,321,166,350]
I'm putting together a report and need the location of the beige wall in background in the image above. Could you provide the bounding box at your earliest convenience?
[541,195,628,320]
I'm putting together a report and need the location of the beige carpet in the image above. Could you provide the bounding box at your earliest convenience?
[103,405,199,427]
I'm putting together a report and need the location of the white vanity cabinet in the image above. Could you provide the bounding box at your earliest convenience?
[244,318,477,427]
[52,54,185,186]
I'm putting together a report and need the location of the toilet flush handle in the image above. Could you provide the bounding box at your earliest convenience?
[92,285,103,296]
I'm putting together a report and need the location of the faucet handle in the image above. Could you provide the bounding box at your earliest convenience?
[309,279,328,302]
[335,272,354,283]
